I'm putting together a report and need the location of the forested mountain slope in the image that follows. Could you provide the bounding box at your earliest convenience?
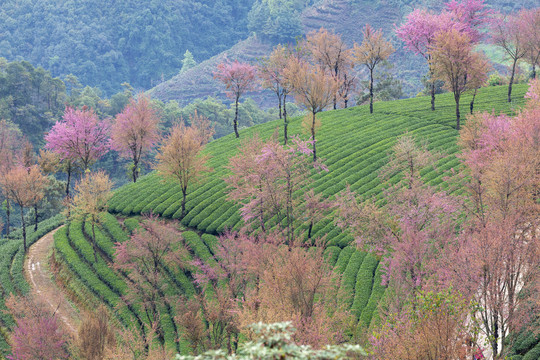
[1,0,535,102]
[149,0,537,108]
[0,0,255,94]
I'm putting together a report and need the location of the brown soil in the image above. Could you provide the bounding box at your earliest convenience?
[24,226,79,335]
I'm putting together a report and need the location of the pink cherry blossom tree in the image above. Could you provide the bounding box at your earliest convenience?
[213,60,257,138]
[396,0,490,110]
[396,9,457,111]
[335,135,461,303]
[457,84,540,356]
[226,135,328,242]
[111,94,161,182]
[445,0,492,43]
[491,12,528,102]
[6,294,69,360]
[45,106,110,197]
[519,8,540,79]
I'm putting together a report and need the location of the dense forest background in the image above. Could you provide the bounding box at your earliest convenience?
[0,0,536,103]
[0,0,256,95]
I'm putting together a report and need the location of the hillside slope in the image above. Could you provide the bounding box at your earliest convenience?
[147,0,537,108]
[110,84,528,247]
[0,0,255,94]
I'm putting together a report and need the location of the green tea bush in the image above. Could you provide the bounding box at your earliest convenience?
[351,254,379,319]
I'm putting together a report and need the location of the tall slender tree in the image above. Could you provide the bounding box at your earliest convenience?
[286,58,337,161]
[111,95,161,182]
[353,24,395,114]
[155,122,211,218]
[520,8,540,79]
[114,217,185,346]
[0,119,22,236]
[304,27,353,110]
[213,60,257,138]
[0,165,48,251]
[226,135,328,241]
[430,28,490,129]
[258,45,293,144]
[491,13,528,102]
[396,9,456,111]
[396,0,490,110]
[70,171,113,262]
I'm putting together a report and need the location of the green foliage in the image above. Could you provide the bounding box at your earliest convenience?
[323,246,341,267]
[334,246,355,273]
[123,218,140,234]
[0,1,256,94]
[176,322,366,359]
[0,59,66,145]
[180,50,197,74]
[358,261,385,329]
[340,251,366,308]
[248,0,305,43]
[488,72,504,86]
[154,97,296,139]
[523,344,540,360]
[357,64,403,104]
[351,254,378,319]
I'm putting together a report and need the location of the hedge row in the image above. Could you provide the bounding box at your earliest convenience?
[323,246,341,268]
[359,261,386,329]
[523,342,540,360]
[351,254,379,320]
[339,251,366,308]
[54,226,133,326]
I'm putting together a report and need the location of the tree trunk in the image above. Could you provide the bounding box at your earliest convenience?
[428,66,435,111]
[278,92,282,120]
[20,206,26,252]
[508,58,518,102]
[311,112,317,162]
[181,189,187,218]
[431,80,436,111]
[6,198,10,236]
[344,98,348,108]
[470,89,477,114]
[66,162,71,197]
[92,221,98,263]
[132,163,138,183]
[307,221,313,240]
[492,312,499,357]
[369,68,374,114]
[283,94,288,145]
[532,64,536,79]
[455,94,461,130]
[132,149,140,183]
[34,202,38,232]
[234,95,240,138]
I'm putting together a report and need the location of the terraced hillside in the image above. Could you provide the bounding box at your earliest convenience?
[111,84,528,247]
[50,214,387,354]
[0,84,531,358]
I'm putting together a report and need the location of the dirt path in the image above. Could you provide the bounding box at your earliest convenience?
[24,226,79,335]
